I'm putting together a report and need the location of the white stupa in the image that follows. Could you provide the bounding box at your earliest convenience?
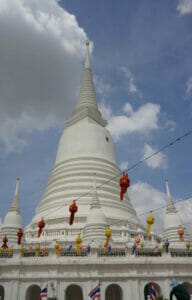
[1,177,22,245]
[83,174,107,245]
[163,179,189,242]
[25,40,142,242]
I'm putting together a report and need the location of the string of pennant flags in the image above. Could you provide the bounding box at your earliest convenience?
[1,129,192,252]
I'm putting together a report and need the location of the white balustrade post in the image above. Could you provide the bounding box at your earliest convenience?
[190,294,192,300]
[147,295,151,300]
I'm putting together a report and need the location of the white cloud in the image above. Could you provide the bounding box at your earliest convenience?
[177,0,192,15]
[165,120,176,132]
[143,143,167,169]
[0,113,57,153]
[94,76,112,98]
[120,66,138,94]
[123,103,134,115]
[105,102,160,141]
[119,161,129,171]
[129,181,166,234]
[186,76,192,94]
[0,0,87,153]
[99,102,112,121]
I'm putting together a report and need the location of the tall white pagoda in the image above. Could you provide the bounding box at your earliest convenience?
[25,40,142,244]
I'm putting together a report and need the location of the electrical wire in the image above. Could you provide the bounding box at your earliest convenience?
[138,194,192,217]
[74,128,192,202]
[41,128,192,220]
[108,194,192,228]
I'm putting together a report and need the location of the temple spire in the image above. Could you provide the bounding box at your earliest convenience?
[163,179,190,242]
[165,179,177,213]
[75,39,97,110]
[8,177,20,213]
[15,177,19,197]
[85,39,91,69]
[67,40,107,127]
[2,177,23,245]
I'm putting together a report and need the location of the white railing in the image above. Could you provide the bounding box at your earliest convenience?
[0,246,191,260]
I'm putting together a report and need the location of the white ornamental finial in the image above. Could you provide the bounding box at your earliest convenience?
[165,179,171,198]
[165,179,177,214]
[85,39,91,69]
[8,177,20,213]
[15,177,20,196]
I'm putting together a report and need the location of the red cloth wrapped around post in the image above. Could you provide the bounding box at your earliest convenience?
[2,235,8,250]
[38,218,45,238]
[17,228,23,245]
[120,172,130,201]
[69,200,78,225]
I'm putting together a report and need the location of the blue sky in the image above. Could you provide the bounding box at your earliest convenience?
[0,0,192,235]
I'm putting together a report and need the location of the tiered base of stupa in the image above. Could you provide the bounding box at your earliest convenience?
[24,155,142,244]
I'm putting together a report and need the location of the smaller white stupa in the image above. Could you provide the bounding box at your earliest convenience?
[1,177,23,246]
[163,179,189,242]
[83,174,107,246]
